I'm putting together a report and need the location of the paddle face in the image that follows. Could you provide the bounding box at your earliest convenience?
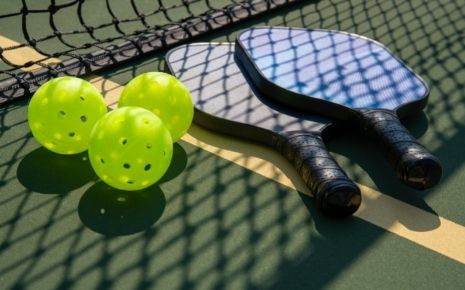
[236,27,442,190]
[236,27,429,117]
[166,43,363,217]
[165,43,332,143]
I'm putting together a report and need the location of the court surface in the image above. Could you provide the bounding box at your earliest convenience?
[1,1,465,289]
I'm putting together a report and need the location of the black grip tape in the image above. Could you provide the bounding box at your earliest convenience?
[360,109,442,189]
[272,132,361,217]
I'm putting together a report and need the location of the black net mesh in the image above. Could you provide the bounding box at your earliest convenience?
[0,0,299,104]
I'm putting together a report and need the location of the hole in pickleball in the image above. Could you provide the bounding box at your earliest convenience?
[144,164,151,171]
[123,163,130,169]
[121,138,127,145]
[59,110,66,117]
[127,180,134,184]
[146,143,152,149]
[68,132,75,137]
[100,158,105,164]
[80,96,85,101]
[80,115,87,122]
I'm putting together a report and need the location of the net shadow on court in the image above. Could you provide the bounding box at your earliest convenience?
[1,1,465,289]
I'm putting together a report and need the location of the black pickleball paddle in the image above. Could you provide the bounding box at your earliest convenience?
[235,26,442,190]
[165,43,361,217]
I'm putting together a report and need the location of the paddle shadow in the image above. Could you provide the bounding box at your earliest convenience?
[401,111,429,139]
[262,194,391,290]
[327,113,441,232]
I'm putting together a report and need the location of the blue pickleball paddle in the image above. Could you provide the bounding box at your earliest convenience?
[166,43,361,217]
[235,26,442,190]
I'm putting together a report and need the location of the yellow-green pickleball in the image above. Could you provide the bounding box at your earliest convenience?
[88,107,173,191]
[28,76,107,154]
[118,72,194,142]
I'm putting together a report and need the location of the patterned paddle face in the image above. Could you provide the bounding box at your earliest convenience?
[236,27,441,190]
[166,43,362,217]
[165,43,330,139]
[237,26,428,112]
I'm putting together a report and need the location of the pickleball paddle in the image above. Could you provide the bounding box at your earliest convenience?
[235,26,442,190]
[165,43,361,217]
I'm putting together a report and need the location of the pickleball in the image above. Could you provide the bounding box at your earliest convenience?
[118,72,194,142]
[88,106,173,191]
[28,76,107,154]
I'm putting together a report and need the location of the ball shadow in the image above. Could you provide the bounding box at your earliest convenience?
[78,182,166,236]
[17,147,96,194]
[158,142,188,183]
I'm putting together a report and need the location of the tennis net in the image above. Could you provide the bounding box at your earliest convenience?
[0,0,300,104]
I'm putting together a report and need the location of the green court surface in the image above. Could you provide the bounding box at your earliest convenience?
[1,1,465,289]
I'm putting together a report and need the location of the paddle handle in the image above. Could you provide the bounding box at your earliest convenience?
[272,131,361,217]
[359,109,442,190]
